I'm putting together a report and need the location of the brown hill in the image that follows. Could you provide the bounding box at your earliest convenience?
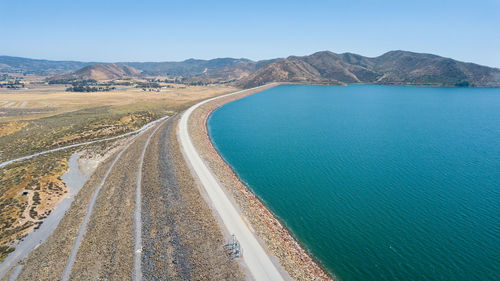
[238,51,500,88]
[50,63,142,81]
[7,51,500,87]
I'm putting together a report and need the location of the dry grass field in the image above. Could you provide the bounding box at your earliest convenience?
[0,83,235,121]
[0,82,236,261]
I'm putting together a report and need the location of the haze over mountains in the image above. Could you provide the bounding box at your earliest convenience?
[127,58,278,81]
[1,50,499,87]
[0,56,95,75]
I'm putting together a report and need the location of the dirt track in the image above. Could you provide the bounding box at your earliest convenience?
[5,116,243,281]
[3,85,328,281]
[141,116,243,280]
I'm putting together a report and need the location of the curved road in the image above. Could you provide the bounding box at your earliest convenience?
[5,101,266,280]
[3,86,286,280]
[178,84,286,281]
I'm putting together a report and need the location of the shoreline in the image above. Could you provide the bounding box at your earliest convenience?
[186,83,334,280]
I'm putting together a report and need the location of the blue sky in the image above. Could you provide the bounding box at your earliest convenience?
[1,0,499,67]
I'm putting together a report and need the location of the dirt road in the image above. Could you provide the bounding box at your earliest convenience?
[6,115,243,281]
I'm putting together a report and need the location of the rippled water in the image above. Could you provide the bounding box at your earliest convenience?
[208,85,500,281]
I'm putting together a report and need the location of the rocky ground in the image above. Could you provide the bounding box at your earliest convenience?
[141,116,244,280]
[8,148,120,280]
[3,115,245,281]
[188,83,334,281]
[66,132,149,280]
[3,84,332,281]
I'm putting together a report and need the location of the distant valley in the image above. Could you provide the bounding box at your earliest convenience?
[1,50,499,87]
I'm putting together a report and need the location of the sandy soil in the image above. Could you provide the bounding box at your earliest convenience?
[0,154,86,280]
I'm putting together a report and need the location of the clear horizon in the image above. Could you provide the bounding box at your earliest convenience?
[1,0,499,68]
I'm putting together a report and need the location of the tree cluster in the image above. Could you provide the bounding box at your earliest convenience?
[135,82,161,89]
[0,80,24,88]
[66,85,116,92]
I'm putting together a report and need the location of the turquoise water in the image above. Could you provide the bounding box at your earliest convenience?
[207,85,500,281]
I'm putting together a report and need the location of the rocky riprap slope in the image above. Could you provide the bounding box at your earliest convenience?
[188,84,334,280]
[140,117,244,280]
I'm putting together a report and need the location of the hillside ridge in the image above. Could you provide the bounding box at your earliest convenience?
[2,51,500,87]
[238,51,500,88]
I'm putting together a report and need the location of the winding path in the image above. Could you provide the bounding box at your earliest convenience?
[178,84,285,281]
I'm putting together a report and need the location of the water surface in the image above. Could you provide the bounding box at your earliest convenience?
[208,85,500,281]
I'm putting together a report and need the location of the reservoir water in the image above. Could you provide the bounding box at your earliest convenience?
[208,85,500,281]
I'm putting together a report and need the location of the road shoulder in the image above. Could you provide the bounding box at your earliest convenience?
[186,85,333,280]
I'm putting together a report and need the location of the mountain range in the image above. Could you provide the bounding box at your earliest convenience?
[238,51,500,87]
[0,56,95,75]
[1,50,499,87]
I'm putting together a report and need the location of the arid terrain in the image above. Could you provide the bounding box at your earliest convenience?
[2,48,499,280]
[0,76,331,280]
[0,79,235,268]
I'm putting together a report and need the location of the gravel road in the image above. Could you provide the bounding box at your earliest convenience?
[6,114,244,281]
[140,116,244,280]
